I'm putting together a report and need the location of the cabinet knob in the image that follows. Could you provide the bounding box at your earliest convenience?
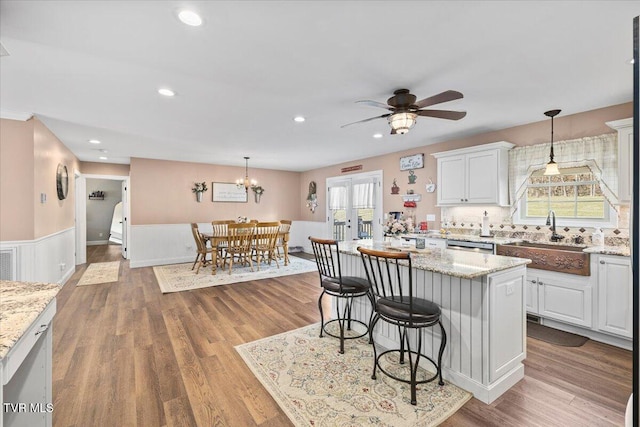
[530,279,537,284]
[460,198,464,202]
[465,198,468,202]
[600,260,605,264]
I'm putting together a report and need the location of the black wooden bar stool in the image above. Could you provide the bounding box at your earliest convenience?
[309,237,374,354]
[358,246,446,405]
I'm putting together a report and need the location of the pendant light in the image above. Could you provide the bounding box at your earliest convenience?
[543,109,561,176]
[236,156,256,192]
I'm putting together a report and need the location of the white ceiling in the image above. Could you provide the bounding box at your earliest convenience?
[0,1,636,172]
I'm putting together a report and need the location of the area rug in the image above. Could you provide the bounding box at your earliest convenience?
[76,261,120,286]
[527,321,589,347]
[236,323,472,427]
[153,255,317,293]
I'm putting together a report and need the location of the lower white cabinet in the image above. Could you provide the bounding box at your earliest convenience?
[597,255,632,338]
[527,270,592,328]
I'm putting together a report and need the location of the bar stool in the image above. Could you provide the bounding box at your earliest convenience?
[309,237,374,354]
[357,246,446,405]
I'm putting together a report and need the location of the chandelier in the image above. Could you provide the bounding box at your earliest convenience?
[236,156,256,191]
[388,112,417,135]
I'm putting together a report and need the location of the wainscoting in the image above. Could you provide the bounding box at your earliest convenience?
[0,227,76,285]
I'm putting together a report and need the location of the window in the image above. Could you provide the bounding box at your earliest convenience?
[520,166,613,224]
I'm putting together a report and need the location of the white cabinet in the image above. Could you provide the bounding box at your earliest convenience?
[527,270,592,328]
[597,255,632,338]
[432,141,514,206]
[606,118,633,203]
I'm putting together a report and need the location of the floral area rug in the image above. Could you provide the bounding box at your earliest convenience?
[236,323,472,427]
[153,255,317,293]
[76,261,120,286]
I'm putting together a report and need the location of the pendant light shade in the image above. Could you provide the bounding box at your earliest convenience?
[543,109,561,176]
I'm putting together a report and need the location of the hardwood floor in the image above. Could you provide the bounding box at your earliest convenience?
[52,247,632,426]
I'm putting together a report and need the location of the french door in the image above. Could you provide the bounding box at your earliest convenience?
[326,171,383,241]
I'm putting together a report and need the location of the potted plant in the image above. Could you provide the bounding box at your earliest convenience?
[251,184,264,203]
[192,182,208,202]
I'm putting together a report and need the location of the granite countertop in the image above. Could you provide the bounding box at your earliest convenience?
[0,280,60,359]
[583,245,630,257]
[338,240,530,279]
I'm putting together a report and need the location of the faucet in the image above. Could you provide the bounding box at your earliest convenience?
[546,210,564,242]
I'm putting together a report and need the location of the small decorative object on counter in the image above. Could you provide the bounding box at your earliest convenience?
[383,217,414,235]
[572,235,584,244]
[391,179,400,194]
[480,211,491,237]
[251,184,264,203]
[592,228,604,247]
[192,181,208,202]
[408,170,417,184]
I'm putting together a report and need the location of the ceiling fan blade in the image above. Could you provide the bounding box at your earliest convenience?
[355,100,393,110]
[341,113,391,128]
[414,90,463,109]
[415,109,467,120]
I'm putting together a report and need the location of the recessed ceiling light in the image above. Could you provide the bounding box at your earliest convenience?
[99,156,108,160]
[88,139,101,144]
[373,133,383,139]
[293,116,305,123]
[158,88,175,97]
[178,10,202,26]
[629,58,635,65]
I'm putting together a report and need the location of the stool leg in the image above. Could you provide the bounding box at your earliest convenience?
[370,314,380,380]
[367,293,375,344]
[409,328,422,405]
[398,326,406,364]
[337,297,345,354]
[437,321,447,386]
[318,290,326,338]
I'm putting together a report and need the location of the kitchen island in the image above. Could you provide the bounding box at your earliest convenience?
[336,240,530,404]
[1,280,60,427]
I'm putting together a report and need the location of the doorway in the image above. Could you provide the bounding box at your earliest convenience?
[326,170,383,241]
[75,174,130,265]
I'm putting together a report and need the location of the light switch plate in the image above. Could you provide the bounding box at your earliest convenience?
[426,214,436,221]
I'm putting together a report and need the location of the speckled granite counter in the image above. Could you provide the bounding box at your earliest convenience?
[338,240,531,279]
[583,245,630,257]
[0,280,60,359]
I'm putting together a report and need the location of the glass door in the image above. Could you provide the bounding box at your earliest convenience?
[327,171,383,241]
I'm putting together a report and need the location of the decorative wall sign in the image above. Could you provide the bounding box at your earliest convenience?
[56,163,68,200]
[399,153,424,171]
[341,165,363,173]
[212,182,248,202]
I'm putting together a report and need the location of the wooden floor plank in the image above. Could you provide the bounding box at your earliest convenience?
[51,246,632,426]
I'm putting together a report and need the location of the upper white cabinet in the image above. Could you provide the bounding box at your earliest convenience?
[597,255,632,338]
[433,141,514,206]
[606,118,633,203]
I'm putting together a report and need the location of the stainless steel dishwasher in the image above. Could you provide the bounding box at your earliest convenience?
[446,239,494,254]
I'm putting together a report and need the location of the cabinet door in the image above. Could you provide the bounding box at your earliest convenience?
[538,273,592,327]
[437,155,466,204]
[466,150,498,204]
[525,277,539,314]
[597,256,632,338]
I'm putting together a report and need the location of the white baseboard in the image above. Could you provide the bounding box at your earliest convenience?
[87,240,109,246]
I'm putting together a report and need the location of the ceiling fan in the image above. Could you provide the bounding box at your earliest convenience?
[342,89,467,135]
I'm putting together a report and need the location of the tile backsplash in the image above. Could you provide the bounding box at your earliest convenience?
[441,205,630,246]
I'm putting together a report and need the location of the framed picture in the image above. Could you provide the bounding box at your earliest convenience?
[212,182,248,203]
[399,153,424,171]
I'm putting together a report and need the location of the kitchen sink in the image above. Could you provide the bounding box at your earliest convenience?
[496,242,590,276]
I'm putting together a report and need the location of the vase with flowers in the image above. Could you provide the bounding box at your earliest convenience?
[383,217,414,236]
[192,182,208,202]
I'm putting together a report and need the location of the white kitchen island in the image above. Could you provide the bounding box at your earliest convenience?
[337,240,530,404]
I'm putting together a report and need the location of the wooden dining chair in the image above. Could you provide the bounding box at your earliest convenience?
[275,219,292,265]
[252,221,281,270]
[226,222,256,274]
[211,220,234,266]
[190,223,214,274]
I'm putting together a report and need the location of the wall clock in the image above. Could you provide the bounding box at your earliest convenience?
[56,163,68,200]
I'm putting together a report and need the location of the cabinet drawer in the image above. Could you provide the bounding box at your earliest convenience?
[3,299,56,385]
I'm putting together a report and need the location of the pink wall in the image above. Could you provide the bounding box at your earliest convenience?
[298,102,633,223]
[0,117,79,241]
[0,119,35,240]
[33,118,79,239]
[80,161,130,176]
[130,158,301,225]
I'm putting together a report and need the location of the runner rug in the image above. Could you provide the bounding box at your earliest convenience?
[236,323,472,427]
[76,261,120,286]
[153,255,317,293]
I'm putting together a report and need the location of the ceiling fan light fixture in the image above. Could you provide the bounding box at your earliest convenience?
[543,109,561,176]
[178,10,203,26]
[388,112,417,135]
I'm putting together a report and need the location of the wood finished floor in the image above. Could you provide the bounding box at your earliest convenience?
[52,244,632,426]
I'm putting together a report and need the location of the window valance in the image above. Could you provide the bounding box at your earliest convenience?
[508,133,618,216]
